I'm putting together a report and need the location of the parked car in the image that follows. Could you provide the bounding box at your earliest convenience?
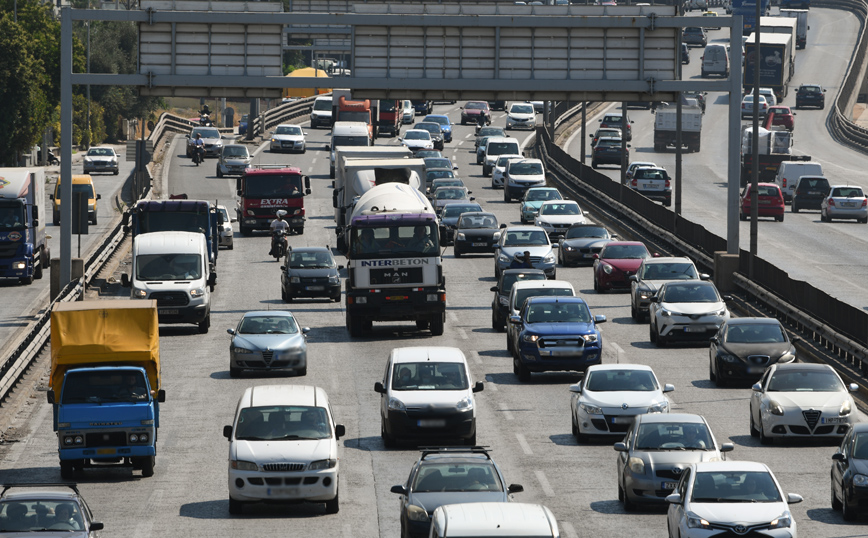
[831,422,868,521]
[795,83,826,109]
[494,226,556,279]
[750,363,858,444]
[280,246,343,302]
[791,175,830,212]
[739,182,785,222]
[593,241,654,292]
[821,185,868,223]
[629,256,706,322]
[0,483,104,535]
[227,311,310,377]
[591,137,629,169]
[216,144,252,178]
[649,281,731,347]
[615,414,733,510]
[709,317,797,387]
[557,224,616,267]
[490,269,547,331]
[570,363,673,441]
[82,146,119,175]
[534,200,586,240]
[453,211,502,257]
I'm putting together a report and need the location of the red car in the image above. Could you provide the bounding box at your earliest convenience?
[460,101,492,125]
[739,182,785,222]
[592,241,655,292]
[766,106,795,131]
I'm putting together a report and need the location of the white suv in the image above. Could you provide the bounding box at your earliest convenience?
[491,154,524,189]
[504,158,546,203]
[224,385,345,515]
[375,347,484,447]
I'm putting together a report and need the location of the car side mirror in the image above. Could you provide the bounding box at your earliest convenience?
[663,384,675,393]
[849,383,859,392]
[832,452,847,462]
[302,327,311,335]
[338,265,345,270]
[700,273,711,280]
[569,383,582,393]
[121,274,130,287]
[90,522,104,531]
[49,194,55,201]
[710,336,719,344]
[374,382,386,394]
[509,315,521,324]
[786,493,803,504]
[325,144,331,151]
[613,442,627,452]
[628,275,638,282]
[500,223,507,228]
[223,425,232,439]
[185,134,190,138]
[611,233,618,238]
[589,134,594,138]
[507,484,524,494]
[473,381,484,393]
[592,253,599,259]
[752,382,762,392]
[722,295,733,302]
[470,197,475,201]
[665,493,682,504]
[594,315,606,324]
[157,389,166,403]
[335,424,345,439]
[47,390,55,404]
[227,328,236,336]
[390,485,407,495]
[648,296,658,302]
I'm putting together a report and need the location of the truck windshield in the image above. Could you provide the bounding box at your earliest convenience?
[0,203,25,231]
[138,211,210,235]
[339,111,370,123]
[332,136,369,147]
[136,253,202,281]
[313,99,332,111]
[243,175,303,198]
[351,223,440,257]
[62,370,149,404]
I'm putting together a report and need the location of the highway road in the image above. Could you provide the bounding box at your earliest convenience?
[566,6,868,311]
[1,86,865,537]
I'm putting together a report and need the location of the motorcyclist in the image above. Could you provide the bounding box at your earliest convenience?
[508,251,533,269]
[269,210,289,258]
[191,133,205,165]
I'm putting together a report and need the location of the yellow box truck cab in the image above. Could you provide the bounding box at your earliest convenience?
[49,174,101,226]
[47,300,165,479]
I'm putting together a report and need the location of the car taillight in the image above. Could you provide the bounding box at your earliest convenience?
[665,179,671,187]
[828,199,836,206]
[782,178,788,188]
[631,179,637,187]
[862,199,867,207]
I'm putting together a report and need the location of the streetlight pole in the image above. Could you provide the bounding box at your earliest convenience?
[86,20,91,148]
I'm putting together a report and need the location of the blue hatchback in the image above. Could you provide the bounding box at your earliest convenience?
[509,296,606,382]
[423,114,453,143]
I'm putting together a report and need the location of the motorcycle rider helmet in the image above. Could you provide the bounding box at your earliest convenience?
[276,210,287,219]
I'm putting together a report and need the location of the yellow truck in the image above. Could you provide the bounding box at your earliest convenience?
[48,300,165,479]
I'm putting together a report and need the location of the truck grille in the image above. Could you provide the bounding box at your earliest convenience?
[85,431,127,447]
[803,410,821,430]
[149,291,190,307]
[539,338,583,348]
[262,462,305,472]
[0,243,21,259]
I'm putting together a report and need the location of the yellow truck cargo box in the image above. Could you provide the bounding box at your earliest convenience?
[50,300,161,394]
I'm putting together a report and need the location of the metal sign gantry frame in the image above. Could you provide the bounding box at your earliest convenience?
[58,6,743,285]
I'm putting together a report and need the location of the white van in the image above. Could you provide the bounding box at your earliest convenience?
[309,95,333,129]
[483,137,521,176]
[122,231,215,333]
[774,160,823,201]
[328,121,371,178]
[701,44,729,77]
[429,502,560,538]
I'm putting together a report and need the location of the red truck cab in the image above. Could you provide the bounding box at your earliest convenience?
[236,166,311,235]
[338,96,374,141]
[378,99,402,138]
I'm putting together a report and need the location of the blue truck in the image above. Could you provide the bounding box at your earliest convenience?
[0,168,49,285]
[47,300,165,479]
[732,0,771,35]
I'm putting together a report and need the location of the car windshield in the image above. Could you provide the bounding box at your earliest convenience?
[497,156,520,167]
[405,131,430,140]
[332,135,369,148]
[412,461,503,493]
[831,187,864,197]
[313,99,331,111]
[0,500,86,532]
[600,244,649,259]
[526,189,561,202]
[487,142,519,155]
[465,102,487,110]
[725,323,786,343]
[234,405,331,441]
[238,315,299,334]
[218,208,230,222]
[288,250,334,269]
[415,123,441,134]
[526,301,591,323]
[661,283,719,303]
[797,178,828,190]
[459,214,497,229]
[511,104,534,114]
[640,262,698,280]
[61,370,149,404]
[477,128,504,137]
[769,107,790,115]
[540,203,580,216]
[87,148,113,156]
[513,287,572,309]
[275,125,302,135]
[427,170,455,181]
[443,205,480,218]
[566,226,607,239]
[585,369,658,392]
[503,230,549,246]
[192,128,220,138]
[431,180,464,190]
[436,188,467,200]
[691,471,781,503]
[391,362,469,390]
[853,433,868,459]
[340,111,370,123]
[351,223,439,257]
[426,158,452,169]
[509,162,544,176]
[0,204,25,231]
[634,422,713,451]
[222,146,249,158]
[767,369,844,392]
[425,116,449,126]
[634,169,669,180]
[597,129,620,138]
[136,253,202,281]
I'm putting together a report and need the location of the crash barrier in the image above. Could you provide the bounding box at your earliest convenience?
[248,96,317,138]
[536,127,868,379]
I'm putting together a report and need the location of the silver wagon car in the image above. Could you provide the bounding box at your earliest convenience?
[227,311,309,377]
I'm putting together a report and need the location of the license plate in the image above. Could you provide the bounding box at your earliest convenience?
[97,448,116,455]
[267,487,299,497]
[809,191,821,195]
[684,326,706,333]
[612,416,634,424]
[583,253,595,258]
[843,202,856,207]
[748,366,766,374]
[822,417,847,424]
[418,419,446,428]
[306,286,324,291]
[545,349,575,357]
[158,309,178,315]
[661,482,677,490]
[759,200,771,205]
[472,242,487,247]
[642,183,656,189]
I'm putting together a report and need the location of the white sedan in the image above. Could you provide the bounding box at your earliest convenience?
[570,363,673,442]
[534,200,586,240]
[750,363,858,444]
[269,124,306,153]
[400,129,435,152]
[506,103,537,130]
[649,281,730,347]
[666,461,802,538]
[83,146,119,175]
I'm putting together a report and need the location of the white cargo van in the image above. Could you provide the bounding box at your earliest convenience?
[327,121,371,178]
[483,137,521,176]
[701,44,729,78]
[122,231,215,333]
[429,502,560,538]
[774,161,823,201]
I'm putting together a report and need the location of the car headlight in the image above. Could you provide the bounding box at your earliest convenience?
[190,288,205,298]
[406,504,429,522]
[581,333,599,343]
[769,511,792,529]
[290,276,300,283]
[498,253,510,263]
[543,254,555,263]
[628,457,645,475]
[232,347,254,354]
[602,263,613,274]
[840,400,852,416]
[563,245,574,251]
[456,396,474,411]
[777,350,796,363]
[686,512,712,529]
[853,474,868,487]
[537,221,550,228]
[522,333,539,343]
[719,352,738,363]
[271,138,278,142]
[84,158,92,164]
[328,275,340,283]
[714,308,728,316]
[456,232,465,241]
[579,402,603,415]
[493,232,501,240]
[231,460,258,471]
[768,400,785,416]
[132,288,147,299]
[308,459,337,470]
[660,308,672,317]
[388,397,406,412]
[649,401,669,413]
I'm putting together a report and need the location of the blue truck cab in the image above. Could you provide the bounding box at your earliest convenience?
[0,168,49,285]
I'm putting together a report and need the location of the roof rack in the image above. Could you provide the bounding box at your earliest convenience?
[1,483,81,496]
[419,446,492,460]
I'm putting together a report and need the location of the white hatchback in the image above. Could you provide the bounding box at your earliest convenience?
[224,385,345,515]
[491,154,524,189]
[506,103,537,130]
[534,200,586,240]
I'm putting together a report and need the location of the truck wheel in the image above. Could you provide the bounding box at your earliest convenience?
[347,313,364,337]
[91,214,97,225]
[293,227,304,235]
[34,255,43,280]
[430,315,445,336]
[140,456,155,477]
[60,461,74,479]
[229,366,241,378]
[198,315,210,334]
[416,319,430,330]
[504,189,511,203]
[20,275,33,285]
[330,166,335,179]
[653,144,663,152]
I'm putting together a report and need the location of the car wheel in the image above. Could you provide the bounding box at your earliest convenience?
[709,358,717,382]
[630,302,640,322]
[776,214,784,222]
[622,486,636,511]
[381,419,396,448]
[842,489,857,521]
[228,497,244,515]
[515,359,531,382]
[229,366,241,378]
[739,211,748,221]
[861,217,868,224]
[217,166,223,178]
[571,412,578,436]
[792,203,799,213]
[593,276,600,292]
[198,314,210,334]
[60,461,74,480]
[832,481,843,511]
[649,322,658,343]
[324,488,340,515]
[592,161,598,169]
[574,418,587,443]
[464,432,477,446]
[759,421,773,445]
[454,249,462,258]
[656,330,667,347]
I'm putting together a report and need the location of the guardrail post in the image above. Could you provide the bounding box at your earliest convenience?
[50,258,84,302]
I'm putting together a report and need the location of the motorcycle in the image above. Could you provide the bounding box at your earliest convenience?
[191,145,204,166]
[271,229,288,261]
[199,112,214,127]
[474,114,491,133]
[38,147,60,165]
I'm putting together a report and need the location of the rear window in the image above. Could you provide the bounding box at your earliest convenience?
[513,287,574,310]
[488,142,520,155]
[796,177,829,191]
[832,187,865,197]
[756,185,781,197]
[704,47,725,61]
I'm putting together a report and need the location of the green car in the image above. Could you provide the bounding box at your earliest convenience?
[520,187,563,224]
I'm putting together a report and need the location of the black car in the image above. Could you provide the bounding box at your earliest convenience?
[413,122,445,150]
[831,423,868,521]
[795,83,826,109]
[682,26,707,47]
[280,246,343,302]
[453,211,502,256]
[424,157,455,173]
[488,100,507,111]
[591,137,629,169]
[490,268,546,331]
[708,317,797,386]
[438,203,483,245]
[412,100,433,115]
[428,178,466,200]
[391,447,523,538]
[426,169,458,190]
[681,42,690,64]
[791,176,831,212]
[557,224,616,266]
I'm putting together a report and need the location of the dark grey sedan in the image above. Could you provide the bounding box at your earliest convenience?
[433,187,474,214]
[709,317,797,386]
[557,224,616,266]
[453,212,503,256]
[438,203,482,246]
[280,246,342,302]
[227,311,310,377]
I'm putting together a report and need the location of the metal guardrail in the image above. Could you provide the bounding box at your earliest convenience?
[250,96,318,138]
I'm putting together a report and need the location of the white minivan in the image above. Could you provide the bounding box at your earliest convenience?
[122,231,215,333]
[429,502,560,538]
[774,160,824,201]
[701,44,729,77]
[483,137,521,177]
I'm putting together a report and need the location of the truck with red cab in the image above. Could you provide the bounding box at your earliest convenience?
[235,166,311,235]
[378,99,402,137]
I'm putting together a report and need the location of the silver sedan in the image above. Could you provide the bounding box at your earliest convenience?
[227,311,309,377]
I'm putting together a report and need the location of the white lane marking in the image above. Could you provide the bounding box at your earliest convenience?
[457,327,468,340]
[562,521,579,538]
[500,402,514,421]
[311,158,317,165]
[534,470,556,496]
[448,311,460,323]
[458,140,465,146]
[465,133,473,139]
[612,342,624,364]
[470,350,482,364]
[516,433,533,455]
